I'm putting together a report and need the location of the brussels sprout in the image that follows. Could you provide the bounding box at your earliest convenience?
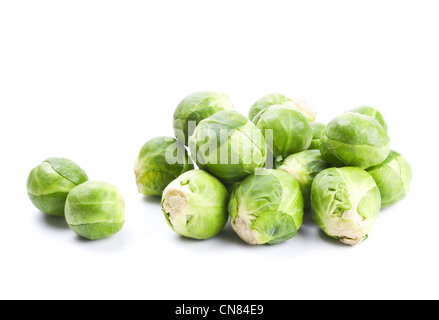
[173,91,235,145]
[65,181,125,240]
[189,110,266,184]
[27,158,88,217]
[249,93,316,122]
[253,104,312,160]
[309,122,326,150]
[162,170,229,240]
[349,106,388,132]
[320,112,390,169]
[277,150,329,209]
[311,167,381,245]
[228,169,304,245]
[134,136,194,196]
[249,93,292,122]
[367,150,412,208]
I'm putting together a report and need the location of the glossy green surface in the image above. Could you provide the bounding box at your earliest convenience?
[189,110,266,184]
[248,93,292,122]
[228,169,304,245]
[134,136,194,196]
[308,122,326,150]
[27,158,88,216]
[349,106,388,132]
[320,112,390,169]
[253,104,312,160]
[367,150,412,208]
[173,91,234,145]
[65,181,125,240]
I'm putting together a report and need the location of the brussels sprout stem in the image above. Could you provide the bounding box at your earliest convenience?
[325,204,368,245]
[232,217,257,245]
[163,189,188,217]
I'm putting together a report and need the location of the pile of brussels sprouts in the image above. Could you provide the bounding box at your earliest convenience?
[135,91,412,246]
[26,91,412,246]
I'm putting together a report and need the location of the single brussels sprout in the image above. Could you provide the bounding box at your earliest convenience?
[65,181,125,240]
[27,158,89,217]
[249,93,316,123]
[277,150,329,209]
[320,112,390,169]
[228,169,304,245]
[349,106,388,132]
[249,93,292,122]
[309,122,326,150]
[189,110,266,184]
[311,167,381,245]
[134,136,194,197]
[367,150,412,208]
[173,91,235,145]
[162,170,229,240]
[253,104,312,161]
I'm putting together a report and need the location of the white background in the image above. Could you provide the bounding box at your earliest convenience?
[1,1,438,300]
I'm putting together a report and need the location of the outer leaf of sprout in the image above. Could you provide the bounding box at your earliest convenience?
[134,136,194,196]
[27,158,88,216]
[367,150,412,208]
[173,91,235,145]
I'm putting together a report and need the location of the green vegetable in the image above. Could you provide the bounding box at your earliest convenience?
[134,136,194,196]
[249,93,292,122]
[309,122,326,150]
[253,104,312,160]
[367,150,412,208]
[27,158,88,217]
[173,91,235,145]
[320,112,390,169]
[249,93,316,122]
[311,167,381,245]
[189,110,266,184]
[65,181,125,240]
[277,150,329,209]
[162,170,229,240]
[349,106,388,132]
[228,169,304,245]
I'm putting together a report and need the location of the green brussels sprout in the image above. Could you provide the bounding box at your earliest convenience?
[249,93,292,122]
[228,169,304,245]
[189,110,266,184]
[320,112,390,169]
[65,181,125,240]
[277,150,329,209]
[253,104,313,160]
[162,170,229,240]
[27,158,88,217]
[309,122,326,150]
[311,167,381,245]
[367,150,412,208]
[249,93,316,122]
[349,106,388,132]
[173,91,235,145]
[134,136,194,196]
